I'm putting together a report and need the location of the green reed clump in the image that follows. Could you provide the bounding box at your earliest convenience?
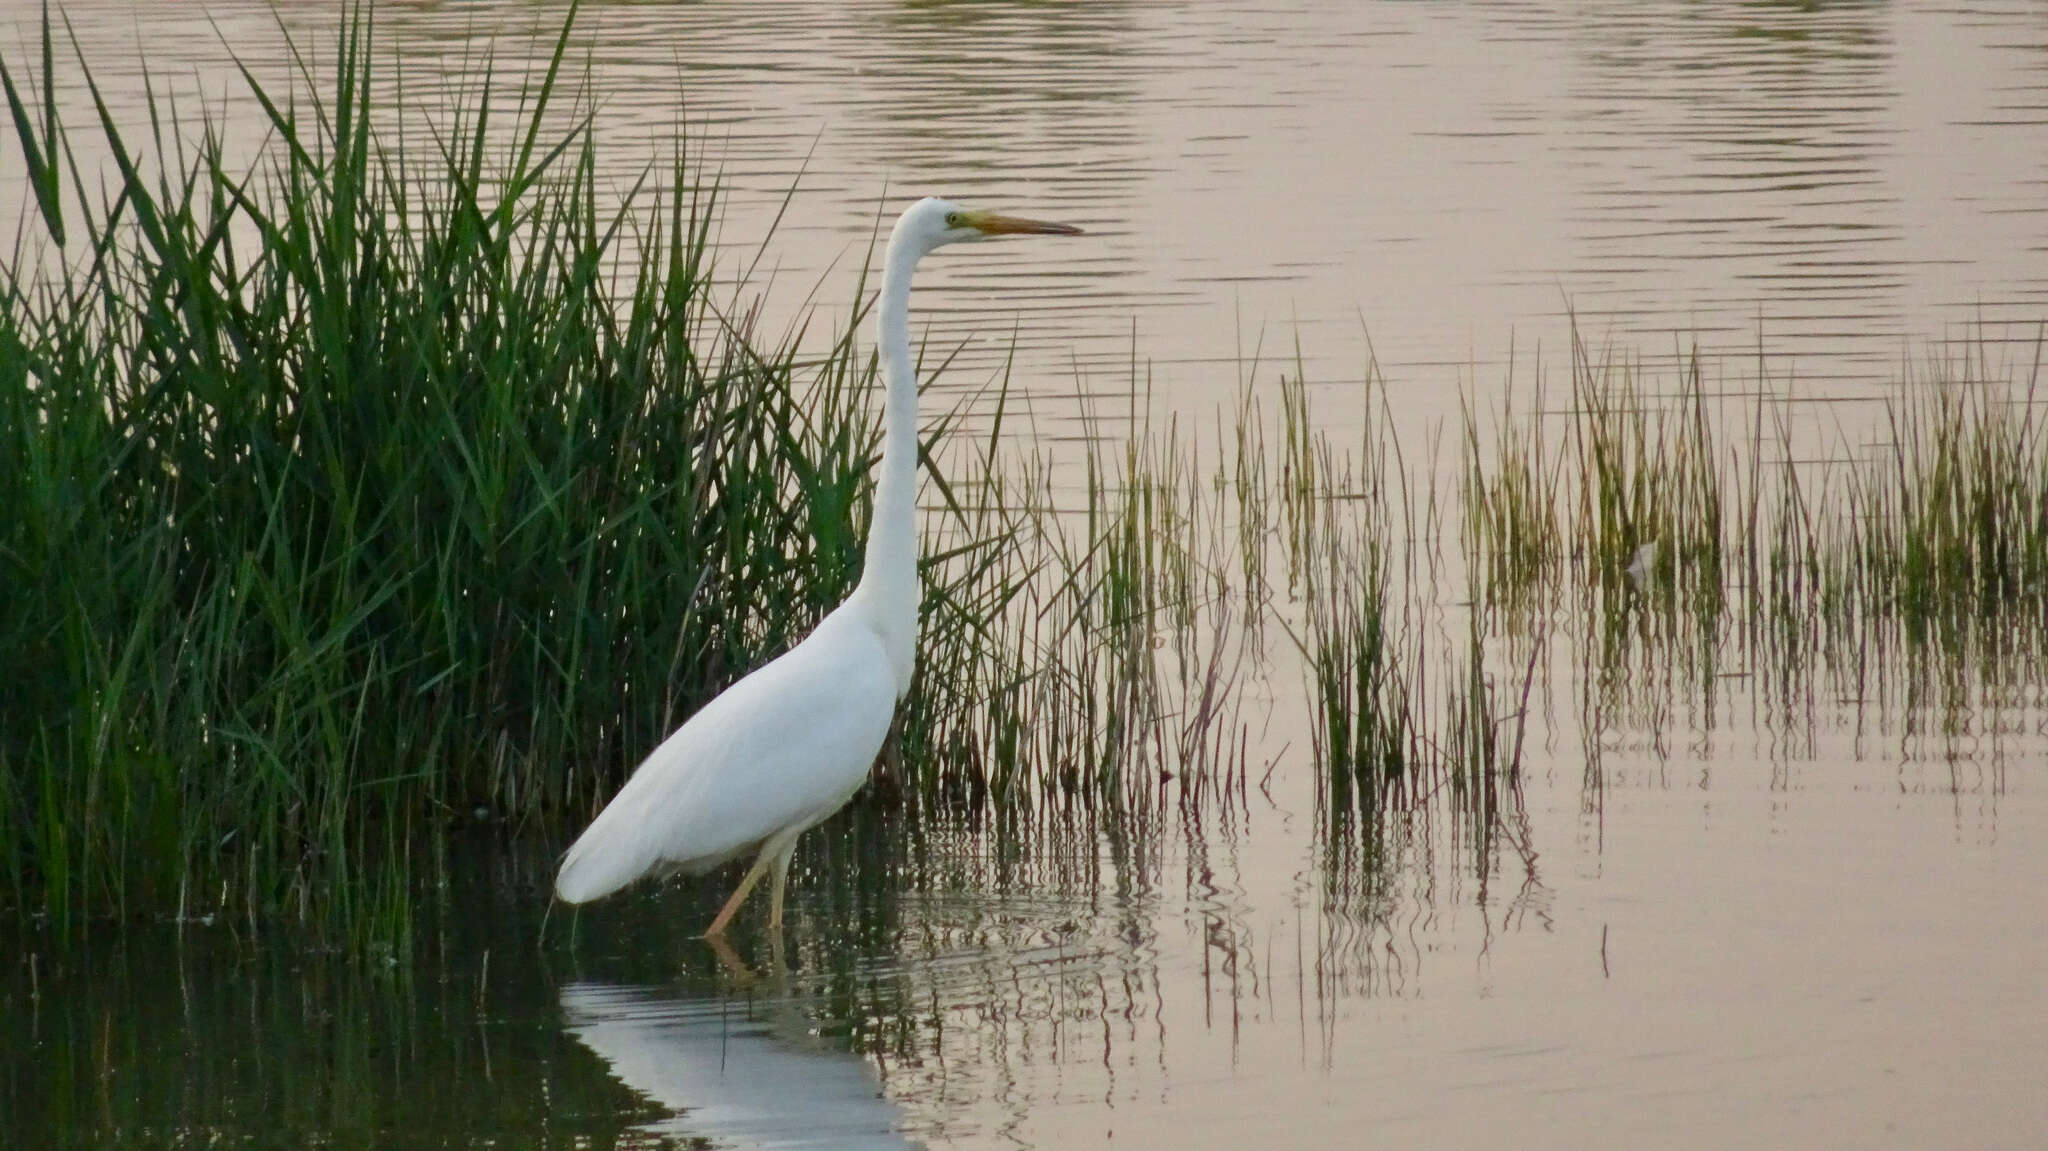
[1298,441,1417,813]
[1459,319,2048,751]
[1563,334,1726,613]
[0,5,912,940]
[1460,333,1732,725]
[1465,333,1745,716]
[1462,377,1561,614]
[1836,365,2048,653]
[1286,372,1424,815]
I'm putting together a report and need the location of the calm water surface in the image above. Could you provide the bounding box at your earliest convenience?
[4,1,2047,1147]
[6,0,2048,421]
[7,746,2043,1147]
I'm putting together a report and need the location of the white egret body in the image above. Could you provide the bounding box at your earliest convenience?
[554,198,1081,935]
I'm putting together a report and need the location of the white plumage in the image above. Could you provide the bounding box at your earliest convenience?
[553,197,1081,935]
[553,609,896,903]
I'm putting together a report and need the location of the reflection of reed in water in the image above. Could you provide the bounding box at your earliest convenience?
[560,981,922,1149]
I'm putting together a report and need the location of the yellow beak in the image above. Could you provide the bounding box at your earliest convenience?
[961,211,1083,237]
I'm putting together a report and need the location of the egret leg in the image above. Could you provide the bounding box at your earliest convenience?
[703,848,775,938]
[766,836,800,932]
[703,932,756,983]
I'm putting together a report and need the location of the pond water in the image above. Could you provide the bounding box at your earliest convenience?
[5,1,2048,1147]
[7,755,2044,1148]
[7,0,2048,424]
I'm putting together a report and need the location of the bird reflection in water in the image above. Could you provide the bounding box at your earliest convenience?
[559,973,923,1150]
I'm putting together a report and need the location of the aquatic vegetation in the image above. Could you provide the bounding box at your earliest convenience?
[1459,325,2048,756]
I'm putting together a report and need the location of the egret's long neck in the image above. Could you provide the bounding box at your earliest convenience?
[855,228,923,695]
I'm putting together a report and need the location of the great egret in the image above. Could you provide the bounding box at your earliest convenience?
[555,197,1082,936]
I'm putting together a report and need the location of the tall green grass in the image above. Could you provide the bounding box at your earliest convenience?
[0,4,926,941]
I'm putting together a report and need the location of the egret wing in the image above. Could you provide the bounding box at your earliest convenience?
[555,611,896,903]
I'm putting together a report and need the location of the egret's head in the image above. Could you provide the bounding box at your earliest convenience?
[895,196,1082,255]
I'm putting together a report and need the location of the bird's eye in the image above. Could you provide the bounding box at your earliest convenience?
[944,212,962,227]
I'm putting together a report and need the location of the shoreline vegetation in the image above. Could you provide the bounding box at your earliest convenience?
[4,6,2043,949]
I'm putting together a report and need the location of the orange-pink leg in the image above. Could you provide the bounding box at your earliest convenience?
[765,837,799,932]
[703,851,773,938]
[703,829,802,938]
